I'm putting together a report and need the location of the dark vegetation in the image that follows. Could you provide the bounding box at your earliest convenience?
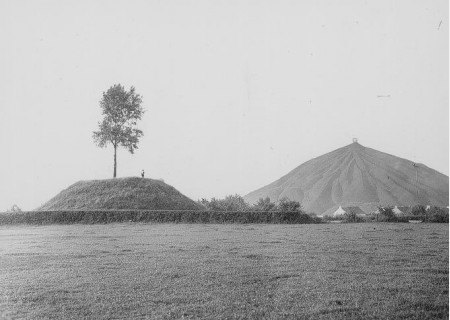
[318,205,449,224]
[327,210,365,223]
[368,206,449,223]
[1,205,447,226]
[411,204,427,216]
[375,206,398,222]
[0,210,321,225]
[199,195,303,213]
[427,206,450,222]
[199,195,251,212]
[199,197,448,223]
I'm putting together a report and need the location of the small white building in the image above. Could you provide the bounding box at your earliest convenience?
[392,206,410,216]
[332,206,366,217]
[333,206,346,216]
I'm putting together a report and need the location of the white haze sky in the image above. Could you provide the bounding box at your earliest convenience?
[0,0,448,210]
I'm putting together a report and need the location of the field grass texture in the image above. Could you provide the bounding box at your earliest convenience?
[0,223,448,319]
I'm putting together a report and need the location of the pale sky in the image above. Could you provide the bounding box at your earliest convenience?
[0,0,448,210]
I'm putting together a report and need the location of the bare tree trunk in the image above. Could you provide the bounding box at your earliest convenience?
[113,144,117,178]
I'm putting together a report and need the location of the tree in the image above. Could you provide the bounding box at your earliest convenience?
[199,198,223,211]
[377,206,397,222]
[343,210,363,223]
[221,195,250,211]
[253,197,276,211]
[93,84,144,178]
[274,197,304,223]
[199,195,250,211]
[411,205,426,216]
[276,197,302,212]
[427,206,449,223]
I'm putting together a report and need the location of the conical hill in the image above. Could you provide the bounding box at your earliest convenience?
[244,142,449,214]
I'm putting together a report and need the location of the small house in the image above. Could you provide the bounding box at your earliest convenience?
[332,206,366,217]
[393,206,410,216]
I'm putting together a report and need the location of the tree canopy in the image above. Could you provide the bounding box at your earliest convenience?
[253,197,277,211]
[276,197,302,212]
[93,84,144,178]
[199,195,250,211]
[199,195,304,213]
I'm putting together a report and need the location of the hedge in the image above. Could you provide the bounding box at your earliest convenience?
[0,210,322,225]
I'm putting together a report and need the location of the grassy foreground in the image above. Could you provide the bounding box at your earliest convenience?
[0,223,448,319]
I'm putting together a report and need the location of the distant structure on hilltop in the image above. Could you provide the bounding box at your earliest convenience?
[244,141,449,215]
[5,204,22,213]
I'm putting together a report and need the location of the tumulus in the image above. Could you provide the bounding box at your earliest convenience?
[38,177,202,211]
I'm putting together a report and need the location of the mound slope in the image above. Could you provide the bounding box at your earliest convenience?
[244,142,449,214]
[38,177,202,211]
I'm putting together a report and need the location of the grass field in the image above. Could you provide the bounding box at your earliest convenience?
[0,223,448,319]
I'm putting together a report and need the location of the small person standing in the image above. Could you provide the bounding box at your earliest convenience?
[141,169,145,178]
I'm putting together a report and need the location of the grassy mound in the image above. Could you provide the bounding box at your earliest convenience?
[37,177,202,211]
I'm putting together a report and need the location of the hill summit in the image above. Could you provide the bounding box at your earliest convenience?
[38,177,202,211]
[244,141,449,215]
